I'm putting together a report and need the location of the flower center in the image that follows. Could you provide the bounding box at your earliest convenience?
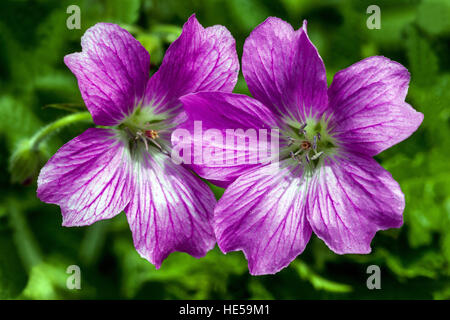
[282,117,337,171]
[119,107,171,155]
[300,140,312,150]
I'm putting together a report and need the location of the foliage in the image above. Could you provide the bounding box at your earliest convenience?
[0,0,449,299]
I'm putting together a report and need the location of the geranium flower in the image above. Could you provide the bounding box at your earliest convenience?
[37,15,239,268]
[176,18,423,275]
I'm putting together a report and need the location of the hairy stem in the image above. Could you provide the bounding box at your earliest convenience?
[29,111,92,150]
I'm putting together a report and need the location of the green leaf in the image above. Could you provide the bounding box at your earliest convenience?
[136,33,164,65]
[0,96,42,151]
[416,0,450,36]
[20,257,93,300]
[405,26,439,87]
[113,237,246,299]
[105,0,142,25]
[365,5,417,46]
[227,0,268,32]
[378,248,446,279]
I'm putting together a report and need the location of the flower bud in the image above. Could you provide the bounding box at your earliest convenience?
[9,140,49,185]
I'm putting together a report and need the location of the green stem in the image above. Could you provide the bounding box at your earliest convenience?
[8,200,42,271]
[29,111,92,150]
[79,221,108,266]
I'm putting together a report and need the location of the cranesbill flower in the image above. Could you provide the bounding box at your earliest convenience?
[176,18,423,275]
[37,15,239,268]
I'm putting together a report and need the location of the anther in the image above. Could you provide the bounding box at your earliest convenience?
[287,137,294,146]
[305,153,310,164]
[311,151,324,161]
[145,129,159,140]
[299,123,307,135]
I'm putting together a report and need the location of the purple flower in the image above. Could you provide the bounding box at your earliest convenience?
[176,18,423,275]
[37,15,239,268]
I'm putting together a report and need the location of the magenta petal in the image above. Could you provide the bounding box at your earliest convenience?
[329,56,423,156]
[125,150,216,268]
[37,128,133,226]
[242,18,328,122]
[214,163,312,275]
[307,154,404,254]
[175,92,280,184]
[144,14,239,115]
[65,23,150,126]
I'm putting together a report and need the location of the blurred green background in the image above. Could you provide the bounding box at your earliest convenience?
[1,0,449,299]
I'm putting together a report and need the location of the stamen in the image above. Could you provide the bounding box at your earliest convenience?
[127,128,167,154]
[150,138,163,152]
[305,153,310,164]
[142,136,149,151]
[136,131,149,151]
[310,151,323,161]
[287,136,294,146]
[284,118,335,170]
[299,123,307,135]
[145,129,159,140]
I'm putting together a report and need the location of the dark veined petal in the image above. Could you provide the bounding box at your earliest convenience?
[125,148,216,268]
[144,14,239,115]
[65,23,150,126]
[214,162,312,275]
[37,128,133,226]
[307,153,404,254]
[328,56,423,156]
[242,18,328,122]
[174,92,280,185]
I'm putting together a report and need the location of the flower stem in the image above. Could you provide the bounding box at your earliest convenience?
[79,221,108,266]
[8,199,42,271]
[29,111,92,150]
